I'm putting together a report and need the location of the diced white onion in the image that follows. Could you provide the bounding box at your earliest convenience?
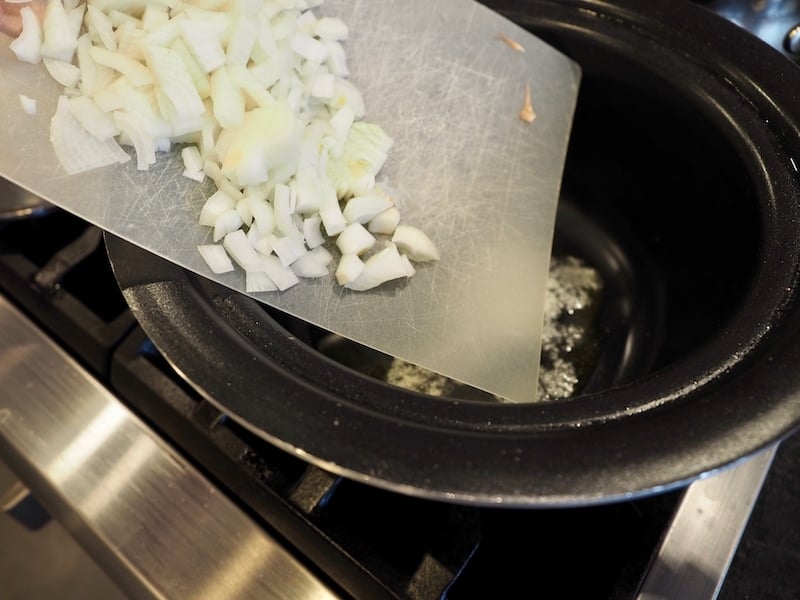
[291,251,328,278]
[302,215,324,248]
[199,189,236,226]
[223,229,263,271]
[344,243,412,291]
[260,254,300,290]
[214,209,244,242]
[392,225,441,262]
[11,0,440,294]
[343,190,393,224]
[272,235,307,266]
[246,270,278,292]
[181,144,204,173]
[86,5,117,51]
[43,58,81,88]
[68,95,119,139]
[335,253,363,285]
[18,94,37,115]
[10,7,43,64]
[50,95,131,174]
[336,221,375,255]
[314,17,348,41]
[180,19,226,73]
[197,244,234,273]
[90,45,154,86]
[367,206,401,235]
[41,0,79,62]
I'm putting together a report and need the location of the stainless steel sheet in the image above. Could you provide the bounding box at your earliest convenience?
[0,0,580,403]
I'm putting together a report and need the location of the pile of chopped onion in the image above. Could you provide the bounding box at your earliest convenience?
[8,0,439,291]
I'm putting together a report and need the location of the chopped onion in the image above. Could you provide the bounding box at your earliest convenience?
[68,95,119,139]
[213,209,244,242]
[335,253,363,285]
[259,254,300,290]
[181,144,203,173]
[9,0,440,294]
[197,243,234,273]
[41,0,79,62]
[314,17,348,41]
[50,95,131,174]
[246,270,278,292]
[392,225,440,262]
[336,221,375,255]
[10,7,43,64]
[344,243,412,291]
[302,215,324,248]
[18,94,37,115]
[272,234,307,266]
[292,251,329,278]
[223,229,263,271]
[199,189,236,226]
[343,189,393,224]
[43,57,81,88]
[367,206,401,235]
[86,5,117,51]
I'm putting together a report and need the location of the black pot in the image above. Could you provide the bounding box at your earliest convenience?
[108,0,800,506]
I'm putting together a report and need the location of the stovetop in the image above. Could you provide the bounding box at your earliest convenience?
[0,206,797,599]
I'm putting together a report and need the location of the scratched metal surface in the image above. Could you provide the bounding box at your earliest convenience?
[0,0,579,403]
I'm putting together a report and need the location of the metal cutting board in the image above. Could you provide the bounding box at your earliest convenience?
[0,0,580,403]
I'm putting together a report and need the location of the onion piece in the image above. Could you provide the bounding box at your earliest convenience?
[113,109,157,170]
[181,144,204,172]
[220,102,303,187]
[222,229,263,271]
[367,206,401,235]
[245,270,278,293]
[292,251,329,278]
[260,254,300,290]
[327,121,392,198]
[343,189,393,224]
[179,18,226,73]
[272,235,307,266]
[213,209,244,242]
[247,195,276,237]
[90,45,154,86]
[210,65,245,129]
[144,45,205,119]
[199,189,236,226]
[314,17,348,41]
[344,243,412,291]
[68,95,119,140]
[197,243,234,273]
[302,215,324,248]
[41,0,79,62]
[336,221,375,255]
[335,253,363,285]
[18,94,37,115]
[87,5,118,51]
[43,58,81,88]
[10,7,43,64]
[392,225,440,262]
[226,13,260,66]
[50,96,131,174]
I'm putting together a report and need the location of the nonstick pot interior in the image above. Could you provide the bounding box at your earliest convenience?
[108,0,800,506]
